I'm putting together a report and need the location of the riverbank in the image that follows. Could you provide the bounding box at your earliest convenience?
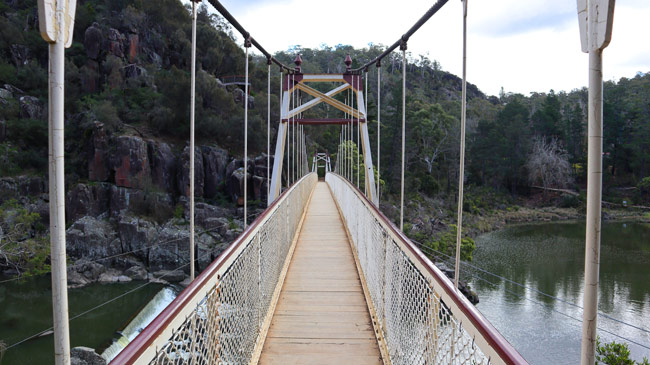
[464,204,650,239]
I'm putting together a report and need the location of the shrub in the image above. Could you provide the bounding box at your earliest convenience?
[559,193,582,208]
[420,174,440,196]
[638,177,650,201]
[596,337,649,365]
[427,225,476,262]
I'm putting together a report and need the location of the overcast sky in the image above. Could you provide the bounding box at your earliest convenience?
[198,0,650,97]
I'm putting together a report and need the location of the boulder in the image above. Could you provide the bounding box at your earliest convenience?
[147,224,189,271]
[84,23,103,60]
[153,269,185,283]
[117,215,156,261]
[88,122,110,182]
[108,185,144,217]
[201,145,228,198]
[125,265,148,280]
[0,87,12,103]
[148,222,219,272]
[108,185,174,221]
[98,269,132,283]
[107,28,125,58]
[19,95,42,119]
[225,159,242,183]
[194,202,231,228]
[122,64,146,79]
[66,216,121,262]
[67,270,91,289]
[71,346,106,365]
[147,140,176,193]
[177,146,204,197]
[66,183,111,223]
[227,167,247,204]
[0,178,17,203]
[74,259,107,281]
[16,176,46,196]
[109,135,150,189]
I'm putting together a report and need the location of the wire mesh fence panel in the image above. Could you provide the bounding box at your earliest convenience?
[326,172,517,365]
[115,173,317,365]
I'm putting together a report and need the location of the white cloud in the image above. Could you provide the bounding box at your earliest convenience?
[201,0,650,96]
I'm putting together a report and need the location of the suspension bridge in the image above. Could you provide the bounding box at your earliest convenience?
[35,0,618,363]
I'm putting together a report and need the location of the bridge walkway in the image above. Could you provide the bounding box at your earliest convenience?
[259,182,383,364]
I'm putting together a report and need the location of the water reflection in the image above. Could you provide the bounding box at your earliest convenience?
[468,221,650,364]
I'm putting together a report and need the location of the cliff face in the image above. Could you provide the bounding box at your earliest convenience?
[0,119,274,285]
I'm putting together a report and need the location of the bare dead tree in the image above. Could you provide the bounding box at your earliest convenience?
[526,136,573,193]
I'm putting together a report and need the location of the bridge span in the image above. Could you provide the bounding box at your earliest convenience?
[112,173,525,364]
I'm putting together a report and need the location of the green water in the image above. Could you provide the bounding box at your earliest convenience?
[0,276,164,364]
[468,221,650,364]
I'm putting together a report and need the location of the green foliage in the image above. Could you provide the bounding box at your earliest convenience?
[0,59,17,85]
[470,97,531,193]
[173,204,184,220]
[4,119,48,172]
[559,193,582,208]
[0,199,50,277]
[424,225,476,262]
[638,177,650,199]
[0,142,20,176]
[596,337,650,365]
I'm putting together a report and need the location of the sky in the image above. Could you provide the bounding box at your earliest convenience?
[197,0,650,97]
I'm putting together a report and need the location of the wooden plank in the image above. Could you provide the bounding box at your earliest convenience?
[259,182,383,364]
[259,354,382,365]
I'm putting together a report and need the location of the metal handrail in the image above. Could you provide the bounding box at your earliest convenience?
[113,173,317,364]
[326,172,527,364]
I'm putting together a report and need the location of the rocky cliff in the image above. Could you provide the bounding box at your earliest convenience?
[0,119,275,286]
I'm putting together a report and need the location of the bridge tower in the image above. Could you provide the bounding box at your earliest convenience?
[269,62,377,205]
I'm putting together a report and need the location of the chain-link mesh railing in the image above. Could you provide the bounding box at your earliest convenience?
[326,172,526,365]
[113,173,317,364]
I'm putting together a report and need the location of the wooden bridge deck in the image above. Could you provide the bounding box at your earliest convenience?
[259,182,383,364]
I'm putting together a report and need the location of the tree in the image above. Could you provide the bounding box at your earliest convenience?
[412,103,454,174]
[526,136,573,192]
[531,90,563,141]
[470,97,530,193]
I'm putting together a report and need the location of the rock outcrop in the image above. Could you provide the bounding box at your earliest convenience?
[110,135,151,189]
[71,346,106,365]
[201,145,228,198]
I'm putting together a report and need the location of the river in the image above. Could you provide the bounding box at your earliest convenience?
[0,277,175,364]
[466,221,650,364]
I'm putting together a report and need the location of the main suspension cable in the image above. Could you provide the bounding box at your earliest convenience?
[207,0,296,73]
[351,0,449,72]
